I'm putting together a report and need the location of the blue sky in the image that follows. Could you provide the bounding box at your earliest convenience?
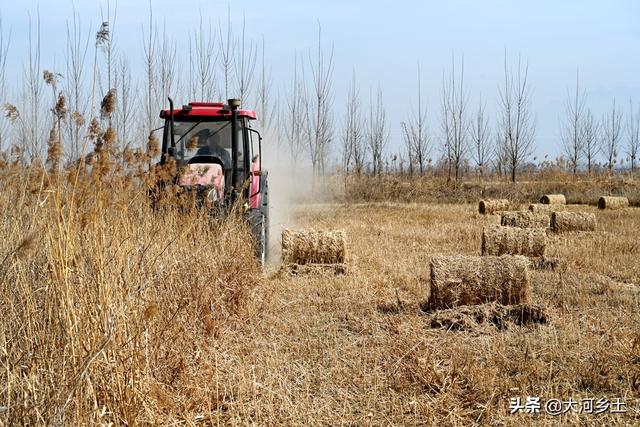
[1,0,639,159]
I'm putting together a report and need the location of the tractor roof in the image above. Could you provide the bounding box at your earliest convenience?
[160,102,257,120]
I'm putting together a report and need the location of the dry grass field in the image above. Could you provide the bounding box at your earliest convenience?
[220,201,639,425]
[1,167,639,425]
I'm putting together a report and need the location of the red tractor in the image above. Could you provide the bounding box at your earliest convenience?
[154,98,269,263]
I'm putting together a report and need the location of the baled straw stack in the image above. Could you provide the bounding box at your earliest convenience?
[478,199,510,215]
[482,225,546,257]
[500,211,550,229]
[540,194,566,204]
[550,211,596,232]
[528,203,566,214]
[598,196,629,210]
[281,229,347,265]
[427,255,530,309]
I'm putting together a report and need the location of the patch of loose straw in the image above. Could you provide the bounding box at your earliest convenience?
[280,263,348,277]
[428,302,549,332]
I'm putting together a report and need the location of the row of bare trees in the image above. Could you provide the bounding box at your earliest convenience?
[339,53,536,183]
[562,73,640,174]
[397,54,534,182]
[282,25,335,176]
[0,5,638,181]
[0,4,272,165]
[351,52,635,183]
[340,77,390,177]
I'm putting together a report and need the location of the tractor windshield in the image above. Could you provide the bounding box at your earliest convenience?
[169,120,244,171]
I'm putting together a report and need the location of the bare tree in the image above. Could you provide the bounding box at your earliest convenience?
[193,11,217,101]
[402,64,430,175]
[23,11,44,160]
[366,85,388,176]
[581,108,600,175]
[284,53,307,168]
[626,99,640,172]
[114,57,136,160]
[469,95,491,179]
[142,1,157,136]
[400,122,414,175]
[497,53,535,183]
[256,36,276,134]
[441,55,469,182]
[307,23,334,176]
[218,5,234,100]
[156,23,177,109]
[63,8,90,160]
[601,99,623,172]
[235,13,257,104]
[560,70,586,175]
[493,133,509,178]
[342,71,365,175]
[0,14,10,153]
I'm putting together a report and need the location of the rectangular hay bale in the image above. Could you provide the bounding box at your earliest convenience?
[540,194,566,204]
[528,203,566,214]
[482,225,546,257]
[428,255,530,309]
[501,211,551,229]
[550,211,596,232]
[597,196,629,210]
[281,229,346,265]
[478,199,510,215]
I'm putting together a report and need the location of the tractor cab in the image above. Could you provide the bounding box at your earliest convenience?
[159,99,263,208]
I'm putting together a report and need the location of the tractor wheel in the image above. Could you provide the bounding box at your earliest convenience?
[253,211,268,266]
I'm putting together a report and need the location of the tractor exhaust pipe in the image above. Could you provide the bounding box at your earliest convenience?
[168,97,176,153]
[229,98,241,190]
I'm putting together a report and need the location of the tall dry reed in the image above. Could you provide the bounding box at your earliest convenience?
[0,90,260,425]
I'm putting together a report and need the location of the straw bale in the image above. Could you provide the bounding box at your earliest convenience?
[427,255,530,309]
[478,199,510,215]
[550,211,596,232]
[500,211,550,229]
[281,229,346,265]
[597,196,629,210]
[482,225,546,257]
[540,194,566,204]
[528,203,566,214]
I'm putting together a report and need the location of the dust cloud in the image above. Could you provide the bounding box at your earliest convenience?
[260,130,313,265]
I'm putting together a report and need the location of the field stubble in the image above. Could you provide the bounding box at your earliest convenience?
[2,168,640,425]
[221,200,640,425]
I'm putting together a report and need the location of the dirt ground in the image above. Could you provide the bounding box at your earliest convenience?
[194,201,640,425]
